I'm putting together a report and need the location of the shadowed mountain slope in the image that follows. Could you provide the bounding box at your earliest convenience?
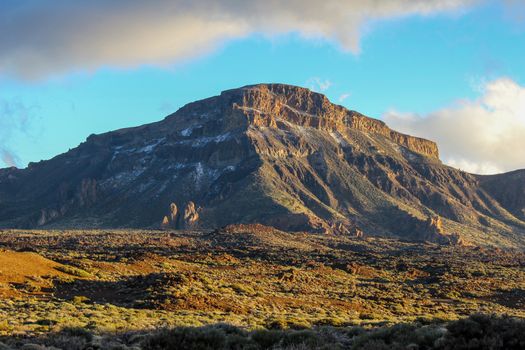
[0,84,524,247]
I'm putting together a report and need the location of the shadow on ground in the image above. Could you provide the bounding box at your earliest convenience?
[1,314,524,350]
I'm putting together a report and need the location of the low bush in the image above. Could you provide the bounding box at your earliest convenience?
[55,265,91,278]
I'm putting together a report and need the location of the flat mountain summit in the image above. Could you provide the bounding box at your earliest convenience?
[1,84,524,247]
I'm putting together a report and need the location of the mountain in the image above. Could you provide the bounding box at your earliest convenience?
[0,84,524,248]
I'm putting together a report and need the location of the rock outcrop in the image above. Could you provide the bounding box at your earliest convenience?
[226,84,439,159]
[0,83,524,248]
[183,201,199,228]
[161,215,170,228]
[161,201,199,229]
[169,203,178,222]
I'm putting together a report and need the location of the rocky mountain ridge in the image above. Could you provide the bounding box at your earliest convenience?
[222,84,439,159]
[0,84,524,248]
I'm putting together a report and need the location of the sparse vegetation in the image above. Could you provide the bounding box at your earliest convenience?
[54,265,92,278]
[0,227,523,348]
[0,315,524,349]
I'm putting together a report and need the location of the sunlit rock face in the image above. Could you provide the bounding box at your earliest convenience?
[0,84,524,247]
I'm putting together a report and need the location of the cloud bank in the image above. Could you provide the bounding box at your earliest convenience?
[384,78,525,175]
[0,0,476,79]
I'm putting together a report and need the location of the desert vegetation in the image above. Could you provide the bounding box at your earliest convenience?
[0,225,524,349]
[0,314,524,349]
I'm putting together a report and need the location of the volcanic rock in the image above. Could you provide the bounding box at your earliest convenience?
[0,84,524,247]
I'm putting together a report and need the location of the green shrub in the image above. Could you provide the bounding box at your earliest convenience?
[439,314,525,350]
[0,320,10,332]
[55,265,92,278]
[60,327,94,341]
[143,326,227,350]
[72,295,90,304]
[251,329,285,348]
[1,313,524,350]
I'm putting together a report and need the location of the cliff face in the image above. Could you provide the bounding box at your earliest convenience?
[0,84,524,248]
[224,84,439,159]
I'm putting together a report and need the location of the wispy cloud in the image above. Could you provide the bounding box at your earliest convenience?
[0,0,478,79]
[307,78,333,92]
[1,150,19,168]
[503,0,525,27]
[338,93,351,103]
[0,99,37,168]
[384,78,525,174]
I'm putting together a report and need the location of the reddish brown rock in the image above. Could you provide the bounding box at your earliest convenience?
[161,216,170,229]
[230,84,439,159]
[183,201,199,228]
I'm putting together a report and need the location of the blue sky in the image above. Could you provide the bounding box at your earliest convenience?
[0,0,524,174]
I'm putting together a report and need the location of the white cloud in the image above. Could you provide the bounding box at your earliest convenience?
[1,150,18,168]
[384,78,525,174]
[338,93,351,103]
[0,99,37,168]
[307,78,333,92]
[0,0,477,79]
